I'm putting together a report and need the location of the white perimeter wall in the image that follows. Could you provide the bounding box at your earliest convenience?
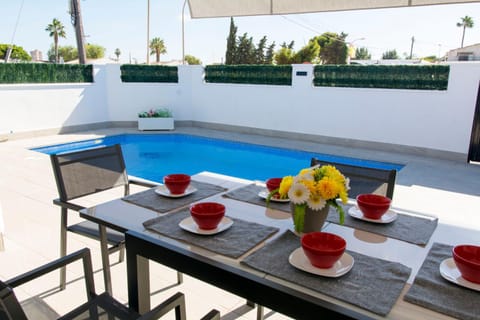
[1,63,479,157]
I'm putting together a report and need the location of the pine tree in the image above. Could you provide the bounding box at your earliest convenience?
[225,17,238,64]
[255,36,267,64]
[237,33,255,64]
[355,47,371,60]
[265,43,276,64]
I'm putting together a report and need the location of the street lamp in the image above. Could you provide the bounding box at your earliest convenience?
[347,37,365,64]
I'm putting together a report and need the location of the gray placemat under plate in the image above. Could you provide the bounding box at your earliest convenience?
[404,243,480,320]
[224,184,437,246]
[242,231,411,316]
[122,181,227,213]
[223,183,290,212]
[326,207,438,246]
[143,209,279,259]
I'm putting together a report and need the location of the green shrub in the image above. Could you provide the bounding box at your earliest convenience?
[120,65,178,83]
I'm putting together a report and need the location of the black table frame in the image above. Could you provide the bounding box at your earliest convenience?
[125,230,374,320]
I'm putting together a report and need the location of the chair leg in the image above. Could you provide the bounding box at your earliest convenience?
[0,232,4,252]
[99,225,113,295]
[256,305,264,320]
[118,245,125,263]
[246,301,264,320]
[59,208,68,290]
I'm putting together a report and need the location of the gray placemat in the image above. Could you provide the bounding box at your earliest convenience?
[326,207,438,246]
[404,243,480,320]
[224,184,437,246]
[122,181,227,213]
[143,208,279,258]
[242,231,411,316]
[223,183,290,212]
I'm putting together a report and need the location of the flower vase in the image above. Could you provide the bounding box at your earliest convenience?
[290,203,330,234]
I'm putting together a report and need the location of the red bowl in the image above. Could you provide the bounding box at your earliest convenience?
[301,232,346,268]
[452,245,480,284]
[164,174,191,195]
[190,202,225,230]
[266,178,282,193]
[356,194,391,220]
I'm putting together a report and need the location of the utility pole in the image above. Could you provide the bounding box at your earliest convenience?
[70,0,87,64]
[409,36,415,60]
[182,0,187,65]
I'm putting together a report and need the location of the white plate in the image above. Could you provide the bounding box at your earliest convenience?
[288,247,354,278]
[439,258,480,291]
[179,216,233,235]
[258,190,290,203]
[155,185,197,198]
[348,206,397,224]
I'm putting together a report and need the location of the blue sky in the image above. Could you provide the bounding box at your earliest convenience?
[2,1,479,64]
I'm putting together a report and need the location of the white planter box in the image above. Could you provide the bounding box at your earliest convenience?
[138,118,174,131]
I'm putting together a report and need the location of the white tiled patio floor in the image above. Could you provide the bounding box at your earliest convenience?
[0,127,479,319]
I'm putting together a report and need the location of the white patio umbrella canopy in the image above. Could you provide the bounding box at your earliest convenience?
[187,0,479,18]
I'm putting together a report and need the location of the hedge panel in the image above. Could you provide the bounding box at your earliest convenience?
[313,65,449,90]
[0,63,93,84]
[205,65,292,86]
[120,65,178,83]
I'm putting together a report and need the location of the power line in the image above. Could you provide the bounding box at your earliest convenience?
[280,15,322,35]
[280,15,363,46]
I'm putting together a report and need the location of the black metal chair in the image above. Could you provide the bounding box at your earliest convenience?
[310,157,397,199]
[0,248,220,320]
[50,144,182,294]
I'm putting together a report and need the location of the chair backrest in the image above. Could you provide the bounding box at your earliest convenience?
[50,144,129,201]
[310,158,397,199]
[0,280,28,320]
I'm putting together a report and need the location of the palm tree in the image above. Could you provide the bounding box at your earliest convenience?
[456,16,474,48]
[149,37,167,63]
[45,18,66,63]
[114,48,121,61]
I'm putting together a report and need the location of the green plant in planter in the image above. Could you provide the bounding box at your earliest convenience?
[138,107,172,118]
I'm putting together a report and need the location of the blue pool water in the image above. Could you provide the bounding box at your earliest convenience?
[33,134,403,182]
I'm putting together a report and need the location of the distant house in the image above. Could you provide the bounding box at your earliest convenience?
[350,59,432,65]
[447,43,480,61]
[30,50,43,62]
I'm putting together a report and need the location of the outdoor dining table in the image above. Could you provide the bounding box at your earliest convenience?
[79,173,480,320]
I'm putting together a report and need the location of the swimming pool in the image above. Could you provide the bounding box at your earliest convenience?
[33,134,403,182]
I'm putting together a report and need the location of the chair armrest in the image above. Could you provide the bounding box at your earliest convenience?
[128,177,160,188]
[200,309,221,320]
[138,292,186,320]
[137,292,220,320]
[6,248,96,300]
[53,198,85,212]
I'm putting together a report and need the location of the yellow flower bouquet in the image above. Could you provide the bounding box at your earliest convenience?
[268,165,349,232]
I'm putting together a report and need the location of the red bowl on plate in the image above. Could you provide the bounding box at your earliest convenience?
[356,194,391,220]
[190,202,225,230]
[164,174,191,195]
[266,178,282,193]
[301,232,346,268]
[452,244,480,284]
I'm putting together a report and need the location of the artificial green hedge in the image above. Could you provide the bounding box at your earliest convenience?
[205,65,292,86]
[313,65,449,90]
[0,63,93,84]
[120,65,178,83]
